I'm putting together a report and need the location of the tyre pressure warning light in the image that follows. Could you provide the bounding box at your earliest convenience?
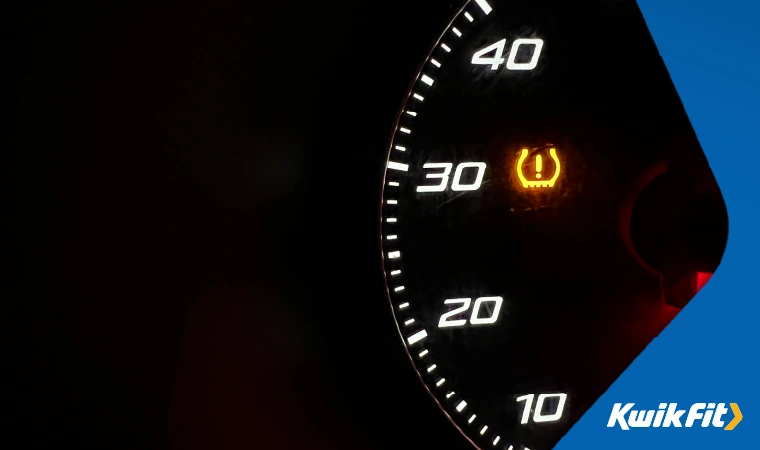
[516,147,561,189]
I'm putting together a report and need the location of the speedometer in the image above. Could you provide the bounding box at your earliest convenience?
[379,1,728,449]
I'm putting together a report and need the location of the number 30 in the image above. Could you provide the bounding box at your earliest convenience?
[416,162,487,193]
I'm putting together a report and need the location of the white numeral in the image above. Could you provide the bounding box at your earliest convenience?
[472,38,544,71]
[416,163,452,192]
[438,296,503,328]
[417,162,486,193]
[451,162,486,191]
[438,299,471,328]
[471,39,506,70]
[469,296,503,325]
[516,393,568,424]
[506,39,544,71]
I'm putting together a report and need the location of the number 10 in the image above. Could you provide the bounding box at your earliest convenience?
[515,393,568,424]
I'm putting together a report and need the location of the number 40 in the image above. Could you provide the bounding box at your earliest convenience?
[472,38,544,71]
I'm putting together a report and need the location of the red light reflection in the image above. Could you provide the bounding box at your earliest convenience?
[696,271,713,293]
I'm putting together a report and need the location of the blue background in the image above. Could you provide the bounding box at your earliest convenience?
[557,1,760,448]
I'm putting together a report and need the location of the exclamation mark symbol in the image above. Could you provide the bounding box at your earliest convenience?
[535,154,543,179]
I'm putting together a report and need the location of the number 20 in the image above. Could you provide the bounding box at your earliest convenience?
[416,162,486,193]
[438,296,503,328]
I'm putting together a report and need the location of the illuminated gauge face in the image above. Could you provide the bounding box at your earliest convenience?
[379,1,728,449]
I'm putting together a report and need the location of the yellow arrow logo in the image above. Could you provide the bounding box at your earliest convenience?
[724,403,742,430]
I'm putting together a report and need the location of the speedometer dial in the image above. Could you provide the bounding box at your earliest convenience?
[379,1,728,449]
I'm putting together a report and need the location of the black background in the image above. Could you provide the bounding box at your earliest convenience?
[11,0,478,449]
[9,0,726,448]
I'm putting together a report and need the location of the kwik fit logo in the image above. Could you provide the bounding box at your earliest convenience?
[608,403,742,430]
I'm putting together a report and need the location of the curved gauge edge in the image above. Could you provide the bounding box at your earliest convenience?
[378,1,495,449]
